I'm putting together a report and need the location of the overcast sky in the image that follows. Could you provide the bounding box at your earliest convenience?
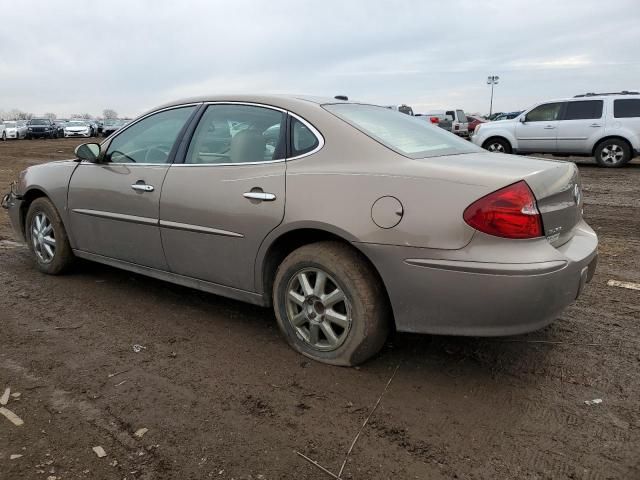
[1,0,638,118]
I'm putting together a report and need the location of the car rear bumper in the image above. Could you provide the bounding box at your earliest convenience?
[356,221,598,336]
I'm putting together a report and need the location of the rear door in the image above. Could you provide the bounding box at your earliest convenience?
[159,103,291,291]
[67,105,198,269]
[556,99,604,153]
[515,102,565,152]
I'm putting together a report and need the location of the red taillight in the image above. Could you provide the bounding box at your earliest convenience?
[429,116,439,124]
[463,181,543,239]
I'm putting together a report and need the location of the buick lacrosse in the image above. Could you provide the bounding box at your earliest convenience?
[2,95,598,365]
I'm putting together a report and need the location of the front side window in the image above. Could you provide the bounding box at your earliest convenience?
[185,104,285,164]
[614,99,640,118]
[105,106,196,164]
[291,118,319,156]
[563,100,603,120]
[525,103,564,122]
[324,103,480,159]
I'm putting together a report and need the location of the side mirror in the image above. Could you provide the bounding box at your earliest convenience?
[519,116,526,123]
[75,143,101,162]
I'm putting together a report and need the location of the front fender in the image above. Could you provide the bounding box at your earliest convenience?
[19,160,80,247]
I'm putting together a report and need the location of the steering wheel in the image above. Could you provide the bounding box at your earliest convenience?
[109,150,136,163]
[144,145,171,163]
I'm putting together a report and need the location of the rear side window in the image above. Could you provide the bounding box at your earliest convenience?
[563,100,603,120]
[614,99,640,118]
[456,110,467,122]
[291,118,319,156]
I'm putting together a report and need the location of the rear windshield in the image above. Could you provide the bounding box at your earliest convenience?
[324,104,479,158]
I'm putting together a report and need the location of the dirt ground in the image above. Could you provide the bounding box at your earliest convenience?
[0,138,638,480]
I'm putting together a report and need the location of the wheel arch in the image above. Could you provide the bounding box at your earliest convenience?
[19,187,50,238]
[256,223,392,314]
[482,135,514,152]
[591,135,634,157]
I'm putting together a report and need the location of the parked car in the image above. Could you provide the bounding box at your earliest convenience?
[472,91,640,167]
[1,95,597,366]
[26,118,57,139]
[3,121,28,139]
[423,109,469,137]
[53,120,67,138]
[493,111,523,121]
[88,120,99,136]
[486,112,503,121]
[386,104,414,116]
[64,120,92,138]
[466,115,485,134]
[102,119,125,136]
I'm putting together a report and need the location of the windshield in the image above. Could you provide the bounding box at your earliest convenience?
[4,122,17,127]
[68,121,87,126]
[29,119,49,125]
[324,104,480,158]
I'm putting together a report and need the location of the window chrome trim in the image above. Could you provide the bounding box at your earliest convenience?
[170,101,325,167]
[287,111,325,161]
[99,102,203,147]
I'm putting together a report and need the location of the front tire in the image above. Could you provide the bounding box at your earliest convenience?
[594,139,631,167]
[1,131,5,141]
[273,241,390,366]
[483,137,512,154]
[25,197,74,275]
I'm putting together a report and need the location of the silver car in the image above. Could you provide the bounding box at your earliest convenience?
[2,95,598,365]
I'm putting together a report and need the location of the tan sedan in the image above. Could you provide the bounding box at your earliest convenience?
[2,95,598,365]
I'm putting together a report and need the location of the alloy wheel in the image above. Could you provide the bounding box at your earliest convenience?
[487,142,505,153]
[31,212,56,263]
[600,144,624,165]
[285,268,352,351]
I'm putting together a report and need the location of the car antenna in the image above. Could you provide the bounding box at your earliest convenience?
[334,95,348,101]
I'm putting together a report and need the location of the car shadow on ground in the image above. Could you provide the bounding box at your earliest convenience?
[69,256,558,381]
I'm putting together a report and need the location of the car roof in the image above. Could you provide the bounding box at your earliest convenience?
[150,94,351,113]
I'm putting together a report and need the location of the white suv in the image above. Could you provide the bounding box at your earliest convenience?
[472,91,640,167]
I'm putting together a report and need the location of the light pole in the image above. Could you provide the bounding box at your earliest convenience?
[487,75,499,117]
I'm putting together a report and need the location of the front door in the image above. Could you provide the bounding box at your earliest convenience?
[67,105,198,269]
[160,103,288,291]
[515,102,564,152]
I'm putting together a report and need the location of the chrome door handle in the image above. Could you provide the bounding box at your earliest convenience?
[131,184,154,192]
[543,125,556,129]
[590,123,601,127]
[243,192,276,201]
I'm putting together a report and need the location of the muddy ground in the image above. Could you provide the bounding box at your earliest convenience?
[0,138,638,480]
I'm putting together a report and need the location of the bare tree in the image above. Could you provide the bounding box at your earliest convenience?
[81,113,92,120]
[3,109,31,120]
[44,112,57,120]
[103,109,118,119]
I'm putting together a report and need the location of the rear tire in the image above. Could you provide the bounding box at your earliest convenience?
[273,241,390,366]
[25,197,74,275]
[594,139,631,167]
[483,137,512,154]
